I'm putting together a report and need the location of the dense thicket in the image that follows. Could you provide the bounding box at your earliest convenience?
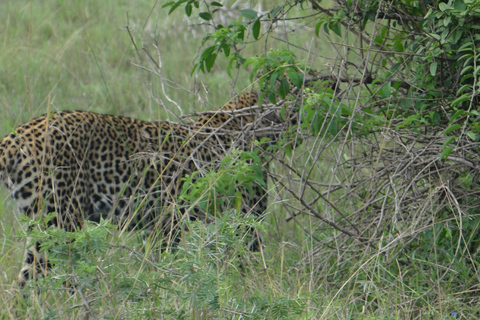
[157,0,480,316]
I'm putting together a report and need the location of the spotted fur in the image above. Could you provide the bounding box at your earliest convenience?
[0,91,282,288]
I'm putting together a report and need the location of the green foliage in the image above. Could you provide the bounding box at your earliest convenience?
[353,0,480,157]
[193,20,248,74]
[19,216,113,288]
[245,49,302,103]
[300,86,353,137]
[181,149,265,214]
[163,0,263,75]
[13,211,310,319]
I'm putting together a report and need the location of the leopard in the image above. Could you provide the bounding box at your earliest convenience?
[0,90,288,290]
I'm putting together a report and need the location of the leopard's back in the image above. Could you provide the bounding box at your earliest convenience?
[0,91,270,231]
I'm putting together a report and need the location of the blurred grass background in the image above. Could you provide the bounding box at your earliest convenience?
[0,0,247,126]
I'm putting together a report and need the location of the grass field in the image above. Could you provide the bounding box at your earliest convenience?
[0,0,257,125]
[1,1,478,319]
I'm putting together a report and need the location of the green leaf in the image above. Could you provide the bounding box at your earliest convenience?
[259,91,266,109]
[270,6,282,17]
[199,12,212,20]
[450,109,465,122]
[392,81,403,90]
[200,45,215,59]
[374,36,384,45]
[162,1,175,8]
[167,0,186,14]
[286,69,303,89]
[205,53,217,72]
[438,2,449,11]
[459,54,473,65]
[278,78,290,99]
[185,4,192,16]
[430,62,438,76]
[323,23,330,35]
[270,71,279,91]
[329,21,341,37]
[252,17,261,40]
[457,84,471,96]
[191,63,199,75]
[466,131,476,141]
[440,146,454,160]
[328,116,339,136]
[268,92,277,104]
[444,124,461,135]
[424,8,433,19]
[366,11,376,22]
[341,104,353,116]
[430,111,441,125]
[237,25,245,41]
[311,113,321,136]
[440,28,449,42]
[379,82,391,98]
[239,9,257,20]
[393,40,404,52]
[451,29,463,44]
[220,43,230,57]
[390,62,401,72]
[443,136,456,148]
[460,73,472,83]
[443,16,451,27]
[411,128,422,135]
[453,0,467,11]
[315,22,322,37]
[459,42,474,52]
[211,1,223,6]
[451,93,470,107]
[460,74,472,83]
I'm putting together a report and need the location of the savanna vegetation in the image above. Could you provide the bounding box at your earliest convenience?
[2,0,480,319]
